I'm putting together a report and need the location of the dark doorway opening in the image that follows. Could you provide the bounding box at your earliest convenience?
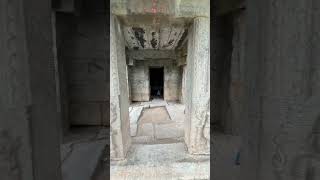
[149,67,164,99]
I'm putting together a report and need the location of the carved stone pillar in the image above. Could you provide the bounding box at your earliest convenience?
[185,17,210,154]
[0,0,62,179]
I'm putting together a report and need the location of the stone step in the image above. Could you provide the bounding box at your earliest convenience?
[111,143,210,180]
[61,139,107,180]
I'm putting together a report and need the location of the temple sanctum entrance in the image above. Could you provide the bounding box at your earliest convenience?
[149,67,164,99]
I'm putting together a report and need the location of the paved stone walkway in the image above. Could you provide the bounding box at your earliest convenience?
[108,100,210,180]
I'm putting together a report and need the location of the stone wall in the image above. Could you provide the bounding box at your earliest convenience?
[129,64,150,101]
[164,64,181,101]
[0,0,62,179]
[57,12,109,126]
[241,0,320,179]
[55,12,74,134]
[129,60,181,102]
[229,10,246,135]
[180,65,187,104]
[212,14,233,131]
[0,1,34,179]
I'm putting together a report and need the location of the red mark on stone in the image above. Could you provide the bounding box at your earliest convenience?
[152,7,157,14]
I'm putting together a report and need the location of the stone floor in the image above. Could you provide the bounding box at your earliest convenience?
[110,143,210,179]
[60,101,240,180]
[212,132,241,180]
[61,126,109,180]
[108,99,210,180]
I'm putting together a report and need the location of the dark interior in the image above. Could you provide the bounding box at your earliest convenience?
[149,67,164,99]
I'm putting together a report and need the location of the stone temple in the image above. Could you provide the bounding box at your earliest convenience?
[1,0,320,180]
[110,0,210,178]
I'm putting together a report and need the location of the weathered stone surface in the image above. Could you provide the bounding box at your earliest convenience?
[128,50,177,60]
[129,65,150,101]
[229,11,246,135]
[0,1,34,178]
[110,143,210,179]
[123,26,187,50]
[166,103,185,123]
[129,106,144,136]
[111,0,210,18]
[69,103,105,125]
[164,65,181,101]
[129,60,181,102]
[239,1,320,179]
[213,133,241,180]
[61,140,106,180]
[211,14,233,130]
[180,65,187,104]
[0,0,62,179]
[57,13,109,126]
[155,123,184,139]
[138,106,171,124]
[110,15,131,160]
[137,123,154,137]
[185,17,210,154]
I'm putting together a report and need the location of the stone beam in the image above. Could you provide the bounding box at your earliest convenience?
[127,50,177,60]
[111,0,209,18]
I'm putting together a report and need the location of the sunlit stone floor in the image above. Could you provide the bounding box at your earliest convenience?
[109,99,210,180]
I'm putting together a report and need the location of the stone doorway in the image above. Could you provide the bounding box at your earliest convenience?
[110,1,210,178]
[149,67,164,99]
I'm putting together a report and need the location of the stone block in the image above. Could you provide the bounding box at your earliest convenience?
[137,123,154,137]
[132,136,154,144]
[69,82,108,102]
[129,106,144,136]
[155,123,184,139]
[68,59,107,82]
[70,103,102,125]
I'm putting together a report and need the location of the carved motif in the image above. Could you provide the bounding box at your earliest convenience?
[194,97,210,153]
[290,117,320,180]
[0,129,22,180]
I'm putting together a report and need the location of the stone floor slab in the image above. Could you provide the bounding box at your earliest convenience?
[155,123,184,139]
[110,143,210,180]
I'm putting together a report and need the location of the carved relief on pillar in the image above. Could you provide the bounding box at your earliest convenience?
[190,97,210,154]
[269,96,320,180]
[186,16,210,155]
[110,101,119,159]
[5,0,19,107]
[0,129,22,180]
[290,116,320,180]
[194,98,210,153]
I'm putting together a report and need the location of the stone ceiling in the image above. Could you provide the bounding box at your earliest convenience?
[123,25,188,50]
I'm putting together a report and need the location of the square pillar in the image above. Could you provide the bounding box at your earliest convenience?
[110,14,131,160]
[0,0,62,179]
[185,17,210,154]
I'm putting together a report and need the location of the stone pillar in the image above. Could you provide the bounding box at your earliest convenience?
[185,17,210,154]
[229,11,246,135]
[110,14,131,160]
[0,1,34,179]
[242,0,320,180]
[0,0,62,179]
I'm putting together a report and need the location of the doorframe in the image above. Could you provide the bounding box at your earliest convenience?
[148,66,164,100]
